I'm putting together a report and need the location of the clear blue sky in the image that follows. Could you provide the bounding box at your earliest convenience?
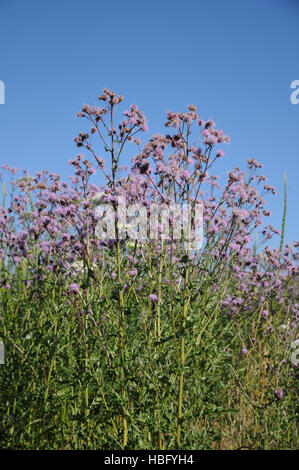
[0,0,298,245]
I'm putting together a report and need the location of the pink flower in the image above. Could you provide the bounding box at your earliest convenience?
[142,122,148,132]
[69,283,79,294]
[129,269,138,277]
[149,294,158,302]
[274,389,284,400]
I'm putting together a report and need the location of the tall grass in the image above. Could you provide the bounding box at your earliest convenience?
[0,260,297,449]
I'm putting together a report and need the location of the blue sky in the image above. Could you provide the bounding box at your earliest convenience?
[0,0,298,245]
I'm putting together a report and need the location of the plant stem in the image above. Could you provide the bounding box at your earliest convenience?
[176,266,189,448]
[279,172,287,254]
[176,126,191,448]
[110,99,128,449]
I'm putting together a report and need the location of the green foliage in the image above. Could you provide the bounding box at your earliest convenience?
[0,260,297,450]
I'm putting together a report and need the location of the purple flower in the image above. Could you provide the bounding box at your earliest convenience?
[274,389,284,400]
[241,348,248,355]
[193,146,202,156]
[129,269,138,277]
[149,294,158,302]
[69,283,79,294]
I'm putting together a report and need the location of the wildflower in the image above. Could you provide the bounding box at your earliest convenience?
[149,294,158,302]
[182,170,190,179]
[142,122,148,132]
[69,283,79,294]
[274,389,284,400]
[129,269,138,277]
[241,348,248,355]
[139,159,149,174]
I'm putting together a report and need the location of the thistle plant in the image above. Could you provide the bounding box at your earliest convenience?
[0,90,298,450]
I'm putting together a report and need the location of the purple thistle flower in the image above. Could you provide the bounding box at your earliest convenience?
[274,389,284,400]
[69,283,79,294]
[129,269,138,277]
[149,294,158,302]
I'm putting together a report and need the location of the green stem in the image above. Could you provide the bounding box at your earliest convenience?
[176,266,189,448]
[110,99,128,448]
[156,240,164,341]
[279,172,287,254]
[176,126,191,448]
